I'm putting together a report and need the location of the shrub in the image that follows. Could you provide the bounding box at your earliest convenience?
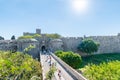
[54,50,63,57]
[24,44,35,53]
[46,67,56,80]
[55,51,82,69]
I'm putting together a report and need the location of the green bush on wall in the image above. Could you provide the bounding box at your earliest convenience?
[55,51,82,69]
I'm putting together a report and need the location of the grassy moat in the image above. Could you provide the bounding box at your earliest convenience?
[80,53,120,80]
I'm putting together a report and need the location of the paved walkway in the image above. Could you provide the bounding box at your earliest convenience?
[40,52,74,80]
[40,53,56,80]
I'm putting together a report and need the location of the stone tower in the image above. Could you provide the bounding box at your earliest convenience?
[36,29,41,34]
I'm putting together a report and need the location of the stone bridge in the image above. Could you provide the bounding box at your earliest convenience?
[40,51,87,80]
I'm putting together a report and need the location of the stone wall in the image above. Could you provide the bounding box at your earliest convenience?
[49,39,63,52]
[0,40,17,51]
[1,34,120,55]
[88,36,120,53]
[0,39,40,59]
[17,39,40,58]
[60,35,120,54]
[61,37,83,52]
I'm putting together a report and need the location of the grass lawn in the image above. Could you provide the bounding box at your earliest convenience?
[80,53,120,68]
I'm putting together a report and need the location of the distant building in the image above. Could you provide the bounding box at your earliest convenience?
[23,29,41,36]
[36,28,41,34]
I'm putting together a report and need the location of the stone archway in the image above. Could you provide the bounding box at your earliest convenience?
[41,45,46,52]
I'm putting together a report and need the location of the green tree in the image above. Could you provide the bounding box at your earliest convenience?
[0,51,42,80]
[0,36,4,40]
[11,35,15,40]
[33,34,42,38]
[18,34,41,40]
[18,35,33,39]
[45,33,61,39]
[78,39,100,54]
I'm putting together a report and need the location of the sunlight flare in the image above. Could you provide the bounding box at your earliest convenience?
[71,0,89,14]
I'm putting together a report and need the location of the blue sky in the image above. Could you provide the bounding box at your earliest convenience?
[0,0,120,39]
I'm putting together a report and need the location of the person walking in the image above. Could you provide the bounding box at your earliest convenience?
[58,69,61,79]
[48,56,52,66]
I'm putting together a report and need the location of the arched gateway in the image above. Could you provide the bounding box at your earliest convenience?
[41,45,46,52]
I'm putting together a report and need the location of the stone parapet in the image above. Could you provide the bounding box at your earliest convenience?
[51,53,87,80]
